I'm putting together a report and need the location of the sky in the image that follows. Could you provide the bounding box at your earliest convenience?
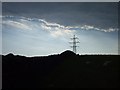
[2,2,119,56]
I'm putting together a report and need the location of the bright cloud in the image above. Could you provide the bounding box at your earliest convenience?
[3,16,118,36]
[2,16,76,38]
[2,15,119,41]
[2,20,32,30]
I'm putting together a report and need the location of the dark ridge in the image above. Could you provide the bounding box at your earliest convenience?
[2,50,120,89]
[5,53,14,57]
[60,50,76,56]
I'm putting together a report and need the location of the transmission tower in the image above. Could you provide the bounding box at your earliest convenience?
[69,35,80,54]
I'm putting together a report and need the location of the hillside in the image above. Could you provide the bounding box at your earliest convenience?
[2,50,120,88]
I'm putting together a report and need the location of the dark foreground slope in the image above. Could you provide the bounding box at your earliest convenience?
[2,51,120,88]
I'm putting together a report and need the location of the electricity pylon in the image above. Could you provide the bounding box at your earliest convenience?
[69,35,80,54]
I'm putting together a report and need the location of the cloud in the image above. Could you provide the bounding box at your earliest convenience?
[40,22,75,37]
[2,15,119,38]
[2,20,32,30]
[3,2,118,29]
[3,16,76,38]
[38,19,64,28]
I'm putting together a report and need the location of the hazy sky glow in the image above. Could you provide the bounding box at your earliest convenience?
[2,2,118,56]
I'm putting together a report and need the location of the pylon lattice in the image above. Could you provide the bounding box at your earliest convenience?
[69,35,79,54]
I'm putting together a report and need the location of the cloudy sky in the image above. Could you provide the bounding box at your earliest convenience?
[2,2,119,56]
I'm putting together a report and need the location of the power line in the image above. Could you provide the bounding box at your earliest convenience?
[69,35,79,54]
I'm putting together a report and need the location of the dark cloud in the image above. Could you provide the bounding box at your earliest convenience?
[2,2,118,29]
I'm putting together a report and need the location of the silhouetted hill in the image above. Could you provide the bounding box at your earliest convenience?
[60,50,76,56]
[2,51,120,89]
